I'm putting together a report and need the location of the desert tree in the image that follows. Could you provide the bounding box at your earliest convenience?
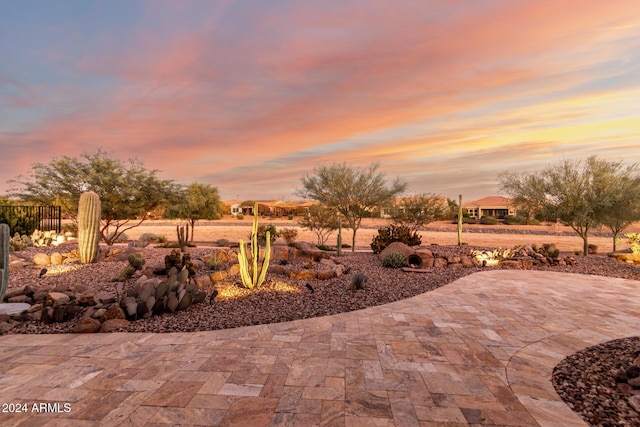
[390,193,445,232]
[498,171,547,223]
[163,182,222,242]
[589,160,640,251]
[298,162,406,251]
[500,156,640,255]
[9,148,180,245]
[297,204,341,246]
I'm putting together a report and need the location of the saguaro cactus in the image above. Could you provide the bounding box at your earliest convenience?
[1,223,9,302]
[78,191,101,263]
[238,203,271,289]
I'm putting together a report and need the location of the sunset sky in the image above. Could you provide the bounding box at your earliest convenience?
[2,0,639,202]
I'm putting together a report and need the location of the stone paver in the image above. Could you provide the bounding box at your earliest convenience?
[0,270,639,426]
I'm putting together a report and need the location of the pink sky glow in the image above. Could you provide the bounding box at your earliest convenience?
[1,0,639,201]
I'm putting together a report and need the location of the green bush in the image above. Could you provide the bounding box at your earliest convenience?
[370,225,421,254]
[479,216,498,225]
[236,213,244,220]
[453,216,476,224]
[254,224,278,245]
[503,215,526,225]
[216,238,230,247]
[382,252,408,268]
[587,244,598,254]
[287,214,294,220]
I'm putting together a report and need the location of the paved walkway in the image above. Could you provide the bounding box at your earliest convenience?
[0,270,639,426]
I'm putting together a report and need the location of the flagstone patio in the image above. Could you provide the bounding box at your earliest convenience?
[0,269,638,426]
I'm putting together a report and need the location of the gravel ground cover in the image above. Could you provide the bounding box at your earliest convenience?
[553,337,640,426]
[6,242,640,426]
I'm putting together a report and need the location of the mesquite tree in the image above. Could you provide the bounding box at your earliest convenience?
[298,162,406,251]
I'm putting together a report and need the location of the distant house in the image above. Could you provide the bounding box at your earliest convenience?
[463,196,515,220]
[223,199,318,217]
[223,200,243,216]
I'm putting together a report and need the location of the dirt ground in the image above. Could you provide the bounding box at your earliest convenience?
[122,217,640,254]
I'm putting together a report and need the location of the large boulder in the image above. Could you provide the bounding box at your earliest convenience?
[32,253,51,266]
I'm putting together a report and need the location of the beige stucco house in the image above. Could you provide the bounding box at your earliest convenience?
[463,196,515,220]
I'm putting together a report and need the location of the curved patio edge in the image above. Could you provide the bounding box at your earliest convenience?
[0,269,638,426]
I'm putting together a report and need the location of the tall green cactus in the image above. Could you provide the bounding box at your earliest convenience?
[78,191,101,263]
[238,203,271,289]
[0,223,9,303]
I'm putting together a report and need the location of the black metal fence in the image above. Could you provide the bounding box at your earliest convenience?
[0,205,62,236]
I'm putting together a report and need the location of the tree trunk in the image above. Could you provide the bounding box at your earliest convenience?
[190,220,196,242]
[613,232,618,252]
[351,230,356,252]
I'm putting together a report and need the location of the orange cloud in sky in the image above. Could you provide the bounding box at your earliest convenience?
[1,0,639,200]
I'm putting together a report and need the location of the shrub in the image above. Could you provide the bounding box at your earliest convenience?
[370,225,421,254]
[587,244,598,254]
[280,228,298,245]
[139,233,161,243]
[479,216,498,225]
[503,215,525,225]
[216,238,230,247]
[533,243,560,259]
[207,251,225,270]
[254,224,278,245]
[626,233,640,254]
[106,232,128,243]
[287,214,294,220]
[382,252,408,268]
[453,216,476,224]
[236,213,244,220]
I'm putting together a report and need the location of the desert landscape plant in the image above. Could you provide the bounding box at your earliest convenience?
[297,204,340,246]
[77,191,101,264]
[298,162,406,251]
[163,182,222,242]
[500,156,640,255]
[390,193,445,232]
[382,252,408,268]
[371,225,421,254]
[238,203,271,289]
[8,148,180,245]
[0,223,9,302]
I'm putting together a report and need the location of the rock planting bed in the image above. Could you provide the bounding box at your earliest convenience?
[3,241,640,426]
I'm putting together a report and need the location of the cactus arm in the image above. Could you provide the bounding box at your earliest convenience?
[238,239,252,288]
[257,231,271,286]
[251,203,259,288]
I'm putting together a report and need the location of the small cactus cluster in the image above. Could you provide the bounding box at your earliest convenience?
[120,266,206,319]
[30,229,65,247]
[177,225,189,252]
[113,253,146,282]
[164,249,196,277]
[1,224,9,302]
[532,243,560,259]
[9,232,30,251]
